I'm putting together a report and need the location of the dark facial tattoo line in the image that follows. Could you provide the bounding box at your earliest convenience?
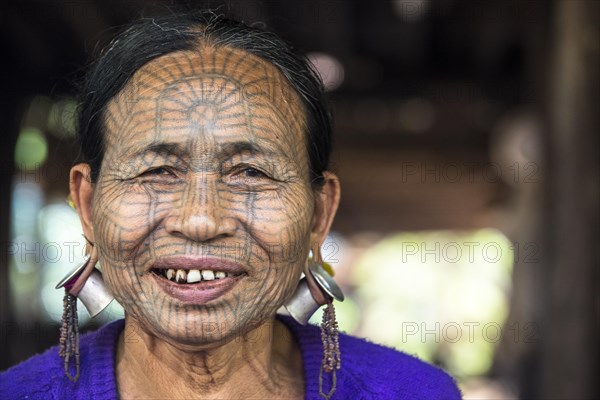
[125,140,291,167]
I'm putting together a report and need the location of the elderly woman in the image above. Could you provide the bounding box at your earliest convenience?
[1,11,460,400]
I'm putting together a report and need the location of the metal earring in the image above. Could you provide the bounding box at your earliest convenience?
[55,238,114,382]
[58,289,79,382]
[284,251,344,400]
[284,254,344,325]
[283,252,343,397]
[319,297,341,400]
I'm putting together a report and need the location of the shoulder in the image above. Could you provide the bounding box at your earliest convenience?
[338,332,462,399]
[0,343,62,399]
[0,319,124,399]
[287,318,461,399]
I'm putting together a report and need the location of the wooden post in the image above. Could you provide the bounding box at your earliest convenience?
[540,0,599,397]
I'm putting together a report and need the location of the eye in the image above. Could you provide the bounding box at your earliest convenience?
[240,167,267,178]
[222,163,279,189]
[228,165,271,183]
[140,167,172,177]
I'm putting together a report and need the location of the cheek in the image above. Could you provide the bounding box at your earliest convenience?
[92,183,165,308]
[93,185,159,264]
[247,189,314,294]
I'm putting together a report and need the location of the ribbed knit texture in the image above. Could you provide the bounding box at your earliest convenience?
[0,319,122,399]
[1,316,461,399]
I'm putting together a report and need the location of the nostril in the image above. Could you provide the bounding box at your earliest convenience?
[165,212,237,242]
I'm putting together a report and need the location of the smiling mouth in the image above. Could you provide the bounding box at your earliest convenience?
[151,268,245,284]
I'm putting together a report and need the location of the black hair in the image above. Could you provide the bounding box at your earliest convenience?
[77,10,331,188]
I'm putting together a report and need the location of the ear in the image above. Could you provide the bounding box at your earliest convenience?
[309,171,341,248]
[305,171,341,305]
[70,163,95,243]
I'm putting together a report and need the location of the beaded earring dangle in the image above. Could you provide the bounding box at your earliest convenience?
[284,251,344,399]
[55,237,113,382]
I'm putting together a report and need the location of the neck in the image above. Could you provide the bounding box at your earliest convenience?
[116,315,304,399]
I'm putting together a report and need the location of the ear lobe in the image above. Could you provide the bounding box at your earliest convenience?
[69,164,95,242]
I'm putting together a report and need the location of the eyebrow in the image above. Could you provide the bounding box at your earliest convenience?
[219,141,275,158]
[133,142,187,158]
[128,140,283,161]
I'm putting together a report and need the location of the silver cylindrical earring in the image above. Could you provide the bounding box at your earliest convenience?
[55,253,114,318]
[55,240,113,382]
[283,251,344,399]
[284,257,344,325]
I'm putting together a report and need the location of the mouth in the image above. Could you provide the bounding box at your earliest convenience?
[149,257,248,304]
[150,268,245,284]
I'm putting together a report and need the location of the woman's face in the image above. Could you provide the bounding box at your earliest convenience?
[89,46,318,346]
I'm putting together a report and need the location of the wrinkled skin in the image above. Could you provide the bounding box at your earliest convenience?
[70,45,340,398]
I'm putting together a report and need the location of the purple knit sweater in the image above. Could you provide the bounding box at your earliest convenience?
[0,316,461,399]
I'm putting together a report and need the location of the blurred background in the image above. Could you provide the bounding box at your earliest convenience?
[0,0,597,398]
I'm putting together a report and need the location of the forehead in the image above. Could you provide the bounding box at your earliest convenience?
[104,45,306,152]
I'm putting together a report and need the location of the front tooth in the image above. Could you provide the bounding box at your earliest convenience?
[175,269,187,283]
[166,269,175,280]
[187,269,201,283]
[201,270,215,281]
[215,271,226,279]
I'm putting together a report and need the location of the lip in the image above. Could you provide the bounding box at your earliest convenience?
[149,257,247,304]
[150,256,247,274]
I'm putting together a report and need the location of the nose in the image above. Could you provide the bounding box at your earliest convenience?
[165,174,237,242]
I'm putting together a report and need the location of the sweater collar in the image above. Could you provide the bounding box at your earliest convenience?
[86,315,344,399]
